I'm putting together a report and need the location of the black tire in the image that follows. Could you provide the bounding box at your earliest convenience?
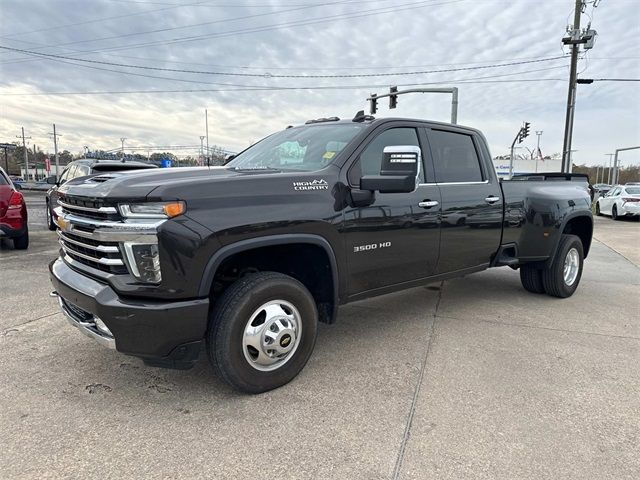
[206,271,318,394]
[13,228,29,250]
[612,205,619,220]
[519,264,545,294]
[541,234,583,298]
[46,201,56,230]
[595,202,602,216]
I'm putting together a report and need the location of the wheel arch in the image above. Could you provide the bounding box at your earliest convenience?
[199,234,340,323]
[546,213,593,267]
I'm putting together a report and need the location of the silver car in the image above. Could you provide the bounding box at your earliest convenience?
[596,185,640,219]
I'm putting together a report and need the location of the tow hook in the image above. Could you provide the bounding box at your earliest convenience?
[49,291,59,298]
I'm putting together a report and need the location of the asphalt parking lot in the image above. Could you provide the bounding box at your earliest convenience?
[1,192,638,480]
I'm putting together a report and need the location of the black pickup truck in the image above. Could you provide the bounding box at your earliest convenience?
[50,114,593,393]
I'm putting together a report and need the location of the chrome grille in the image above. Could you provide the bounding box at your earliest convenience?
[58,196,120,221]
[58,229,127,275]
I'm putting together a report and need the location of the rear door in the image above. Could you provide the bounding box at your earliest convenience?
[343,123,441,295]
[427,127,503,273]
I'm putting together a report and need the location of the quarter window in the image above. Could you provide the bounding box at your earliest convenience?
[349,127,422,185]
[429,130,483,183]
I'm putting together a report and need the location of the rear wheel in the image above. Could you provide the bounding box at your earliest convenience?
[541,234,583,298]
[206,271,318,394]
[13,228,29,250]
[595,202,602,216]
[520,264,545,293]
[612,205,619,220]
[46,201,56,230]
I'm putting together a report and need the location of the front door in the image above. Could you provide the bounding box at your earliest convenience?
[426,127,503,273]
[343,125,441,295]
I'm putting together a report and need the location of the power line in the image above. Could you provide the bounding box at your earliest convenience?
[0,0,214,39]
[0,72,569,97]
[1,0,465,62]
[0,45,567,78]
[6,0,381,52]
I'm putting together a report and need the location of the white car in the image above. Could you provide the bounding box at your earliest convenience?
[596,185,640,220]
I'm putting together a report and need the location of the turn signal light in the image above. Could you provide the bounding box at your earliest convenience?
[163,202,186,218]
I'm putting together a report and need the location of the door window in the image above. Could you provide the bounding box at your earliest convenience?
[349,127,422,185]
[429,130,483,183]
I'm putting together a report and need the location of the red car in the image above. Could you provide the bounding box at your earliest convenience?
[0,167,28,249]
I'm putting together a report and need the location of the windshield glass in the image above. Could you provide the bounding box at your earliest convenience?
[227,123,363,172]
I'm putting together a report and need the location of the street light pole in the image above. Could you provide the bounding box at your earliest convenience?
[535,130,543,173]
[205,109,210,166]
[199,136,205,165]
[605,153,613,184]
[120,137,126,160]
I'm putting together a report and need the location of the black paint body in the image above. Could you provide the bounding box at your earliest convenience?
[49,118,593,365]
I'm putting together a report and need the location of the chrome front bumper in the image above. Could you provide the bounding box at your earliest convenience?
[50,291,115,349]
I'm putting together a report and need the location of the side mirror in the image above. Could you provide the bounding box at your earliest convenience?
[46,175,57,185]
[360,145,420,194]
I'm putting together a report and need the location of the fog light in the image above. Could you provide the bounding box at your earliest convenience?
[123,242,162,284]
[94,317,113,337]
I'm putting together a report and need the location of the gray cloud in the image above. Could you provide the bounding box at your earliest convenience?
[0,0,638,166]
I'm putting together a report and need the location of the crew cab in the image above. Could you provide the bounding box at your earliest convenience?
[45,159,157,230]
[49,114,593,393]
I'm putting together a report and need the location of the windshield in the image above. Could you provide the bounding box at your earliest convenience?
[227,123,364,172]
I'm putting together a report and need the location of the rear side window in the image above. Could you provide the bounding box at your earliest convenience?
[429,130,483,183]
[626,187,640,195]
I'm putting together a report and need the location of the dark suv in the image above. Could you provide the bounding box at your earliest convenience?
[45,159,157,230]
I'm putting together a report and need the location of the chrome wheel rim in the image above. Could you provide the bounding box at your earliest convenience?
[242,300,301,372]
[563,248,580,286]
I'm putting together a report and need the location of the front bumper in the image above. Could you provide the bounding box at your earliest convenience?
[49,258,210,363]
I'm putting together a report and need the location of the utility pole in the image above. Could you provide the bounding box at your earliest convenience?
[561,0,583,173]
[205,109,210,166]
[535,130,543,173]
[120,137,126,160]
[605,153,613,184]
[16,127,31,181]
[49,124,61,178]
[199,136,205,165]
[561,0,599,172]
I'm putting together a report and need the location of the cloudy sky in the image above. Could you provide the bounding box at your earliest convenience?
[0,0,639,166]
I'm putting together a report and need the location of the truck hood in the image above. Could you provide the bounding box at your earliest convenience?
[58,166,279,201]
[59,167,335,203]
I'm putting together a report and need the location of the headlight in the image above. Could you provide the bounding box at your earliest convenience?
[119,201,185,219]
[122,242,162,283]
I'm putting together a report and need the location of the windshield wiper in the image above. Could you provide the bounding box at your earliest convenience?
[231,166,281,171]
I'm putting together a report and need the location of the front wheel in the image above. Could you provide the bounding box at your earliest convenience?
[541,234,583,298]
[595,202,602,216]
[206,272,318,393]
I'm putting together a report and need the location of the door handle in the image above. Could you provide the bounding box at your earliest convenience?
[484,195,500,204]
[418,200,439,209]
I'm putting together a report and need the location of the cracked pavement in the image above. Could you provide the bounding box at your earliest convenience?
[1,192,638,479]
